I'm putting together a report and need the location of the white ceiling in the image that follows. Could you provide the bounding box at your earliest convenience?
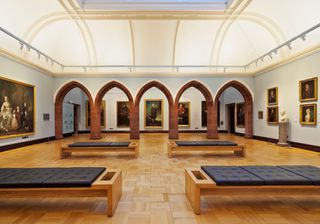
[0,0,319,77]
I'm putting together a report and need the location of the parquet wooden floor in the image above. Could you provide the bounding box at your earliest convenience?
[0,133,319,224]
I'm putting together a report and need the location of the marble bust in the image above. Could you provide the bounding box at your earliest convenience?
[279,110,287,123]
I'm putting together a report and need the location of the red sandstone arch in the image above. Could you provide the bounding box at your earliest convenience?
[93,81,134,139]
[132,81,175,139]
[174,80,216,139]
[55,81,94,140]
[214,80,253,138]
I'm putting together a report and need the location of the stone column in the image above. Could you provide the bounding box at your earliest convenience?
[278,122,289,147]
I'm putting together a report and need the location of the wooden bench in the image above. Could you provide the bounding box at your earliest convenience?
[167,141,245,158]
[0,168,122,217]
[185,166,320,215]
[60,141,139,159]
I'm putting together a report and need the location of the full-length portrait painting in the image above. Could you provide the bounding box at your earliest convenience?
[201,101,207,127]
[267,87,278,105]
[117,101,130,127]
[178,102,190,127]
[86,100,106,128]
[267,106,278,125]
[145,99,163,128]
[300,104,317,125]
[236,102,245,127]
[300,77,318,102]
[0,76,35,139]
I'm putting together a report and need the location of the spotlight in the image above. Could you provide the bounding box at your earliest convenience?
[301,35,306,41]
[129,67,132,72]
[261,57,264,62]
[223,67,226,73]
[27,46,31,52]
[51,59,54,66]
[61,65,64,71]
[273,49,278,54]
[19,42,24,50]
[287,43,292,50]
[83,67,86,72]
[269,53,273,59]
[176,67,179,72]
[45,57,49,62]
[37,53,41,59]
[255,61,258,66]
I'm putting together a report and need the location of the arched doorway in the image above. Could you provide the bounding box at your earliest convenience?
[214,80,253,138]
[132,81,175,139]
[55,81,94,139]
[174,80,216,139]
[93,81,134,139]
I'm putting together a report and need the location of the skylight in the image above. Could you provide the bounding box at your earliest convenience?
[77,0,233,11]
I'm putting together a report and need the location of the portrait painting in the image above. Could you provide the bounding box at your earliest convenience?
[117,101,130,127]
[267,87,278,105]
[145,99,163,128]
[86,100,106,128]
[267,106,278,125]
[300,104,317,125]
[299,77,318,102]
[0,76,35,139]
[178,102,190,127]
[201,101,207,127]
[236,102,245,127]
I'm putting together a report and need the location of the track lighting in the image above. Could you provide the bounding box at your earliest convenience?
[268,53,273,59]
[61,65,64,71]
[19,42,24,50]
[287,43,292,50]
[301,35,306,41]
[27,46,30,52]
[176,67,179,72]
[45,56,49,62]
[37,53,41,59]
[223,67,226,72]
[273,49,278,54]
[83,67,87,72]
[129,67,132,72]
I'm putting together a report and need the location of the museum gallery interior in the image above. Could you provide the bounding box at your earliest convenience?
[0,0,320,223]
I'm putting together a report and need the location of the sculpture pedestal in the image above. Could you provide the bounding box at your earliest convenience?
[278,122,289,147]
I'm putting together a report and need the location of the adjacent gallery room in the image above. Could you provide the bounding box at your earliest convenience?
[0,0,320,223]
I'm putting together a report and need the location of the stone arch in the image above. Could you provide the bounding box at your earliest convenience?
[55,81,94,139]
[93,81,134,139]
[214,80,253,138]
[132,81,175,139]
[174,80,216,139]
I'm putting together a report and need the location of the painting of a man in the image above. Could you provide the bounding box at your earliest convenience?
[178,102,190,126]
[117,101,130,127]
[300,104,316,125]
[236,103,245,127]
[267,87,278,105]
[300,77,318,102]
[267,106,278,125]
[145,99,163,128]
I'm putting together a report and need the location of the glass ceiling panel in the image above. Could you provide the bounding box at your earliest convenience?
[77,0,233,11]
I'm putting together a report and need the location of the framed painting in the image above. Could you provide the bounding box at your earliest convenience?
[0,76,35,139]
[300,104,317,125]
[236,102,245,127]
[117,101,130,127]
[299,77,318,102]
[178,102,190,127]
[86,100,106,128]
[144,99,163,129]
[267,106,278,125]
[267,87,278,105]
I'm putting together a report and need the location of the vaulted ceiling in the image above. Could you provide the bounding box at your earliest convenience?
[0,0,319,77]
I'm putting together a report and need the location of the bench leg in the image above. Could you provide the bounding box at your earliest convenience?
[185,170,201,215]
[60,149,71,159]
[107,172,122,217]
[234,148,246,158]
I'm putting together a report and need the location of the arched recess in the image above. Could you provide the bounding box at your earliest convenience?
[93,81,134,139]
[174,80,216,139]
[214,80,253,138]
[132,81,175,139]
[55,81,94,139]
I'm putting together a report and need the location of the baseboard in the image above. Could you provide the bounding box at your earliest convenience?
[253,135,320,152]
[0,136,56,152]
[234,132,245,137]
[77,129,228,134]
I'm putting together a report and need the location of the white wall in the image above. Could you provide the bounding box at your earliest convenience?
[254,51,320,146]
[0,56,54,146]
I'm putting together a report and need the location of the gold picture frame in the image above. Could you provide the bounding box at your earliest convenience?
[117,101,130,127]
[299,77,318,102]
[236,102,245,127]
[144,99,163,129]
[86,100,106,128]
[267,106,278,125]
[178,101,190,127]
[0,76,36,139]
[300,104,317,125]
[267,87,278,105]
